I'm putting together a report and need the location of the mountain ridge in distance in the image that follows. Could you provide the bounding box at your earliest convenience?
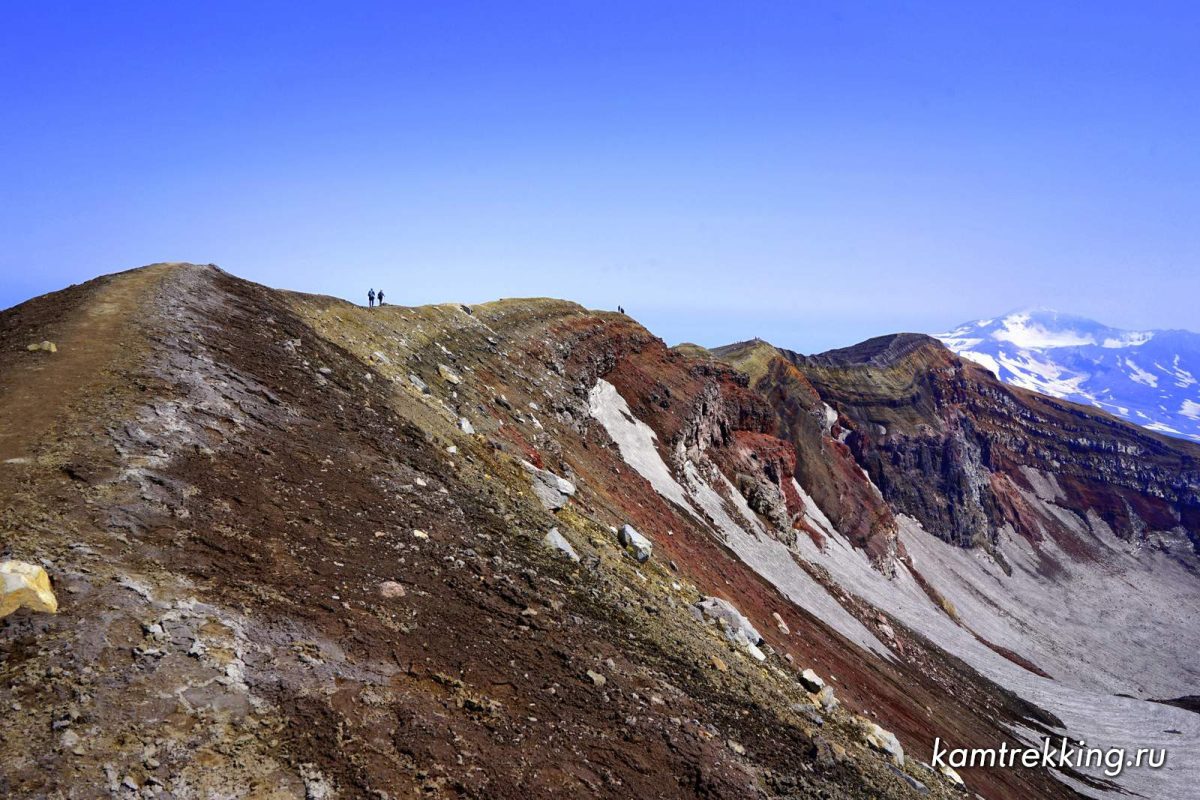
[936,308,1200,442]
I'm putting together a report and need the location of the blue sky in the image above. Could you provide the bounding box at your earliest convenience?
[2,2,1198,352]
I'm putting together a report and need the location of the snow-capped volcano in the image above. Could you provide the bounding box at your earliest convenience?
[937,310,1200,442]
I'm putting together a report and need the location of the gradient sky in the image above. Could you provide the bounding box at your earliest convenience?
[2,2,1198,352]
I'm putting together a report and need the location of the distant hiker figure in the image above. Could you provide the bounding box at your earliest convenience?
[368,288,375,308]
[377,289,385,306]
[618,305,625,314]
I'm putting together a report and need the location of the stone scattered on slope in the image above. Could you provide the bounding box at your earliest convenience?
[408,373,430,393]
[939,764,964,786]
[378,580,406,599]
[458,417,475,435]
[0,561,59,617]
[695,596,766,661]
[543,527,580,562]
[799,668,825,693]
[437,363,462,385]
[617,523,653,563]
[26,340,57,353]
[772,611,790,635]
[890,765,928,794]
[862,722,905,767]
[521,460,576,511]
[817,684,839,712]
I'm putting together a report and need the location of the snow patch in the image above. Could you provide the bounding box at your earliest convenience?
[992,312,1097,349]
[956,350,1001,376]
[1124,359,1158,388]
[587,380,689,509]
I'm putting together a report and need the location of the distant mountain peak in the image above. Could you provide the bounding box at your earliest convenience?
[936,312,1200,442]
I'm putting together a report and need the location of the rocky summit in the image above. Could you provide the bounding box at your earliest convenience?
[1,264,1197,800]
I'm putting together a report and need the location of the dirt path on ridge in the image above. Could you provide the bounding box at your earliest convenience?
[0,264,173,463]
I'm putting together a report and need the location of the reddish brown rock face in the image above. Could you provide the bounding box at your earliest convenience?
[713,341,901,569]
[775,333,1200,560]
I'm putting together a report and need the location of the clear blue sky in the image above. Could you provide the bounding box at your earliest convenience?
[2,2,1198,352]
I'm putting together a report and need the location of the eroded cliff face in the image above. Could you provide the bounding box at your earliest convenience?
[713,340,900,570]
[782,333,1200,564]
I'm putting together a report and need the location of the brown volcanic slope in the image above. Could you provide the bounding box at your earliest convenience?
[2,264,1088,799]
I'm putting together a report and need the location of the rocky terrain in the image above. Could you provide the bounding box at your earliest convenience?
[1,264,1196,799]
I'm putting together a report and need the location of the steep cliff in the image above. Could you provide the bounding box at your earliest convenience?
[786,333,1200,562]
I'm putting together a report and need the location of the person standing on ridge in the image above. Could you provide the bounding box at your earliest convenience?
[368,288,375,308]
[378,289,385,306]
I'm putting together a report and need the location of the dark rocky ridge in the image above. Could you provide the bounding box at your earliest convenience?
[776,333,1200,556]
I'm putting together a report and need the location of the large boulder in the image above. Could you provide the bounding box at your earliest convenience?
[0,561,58,617]
[617,524,653,563]
[521,461,576,511]
[695,596,766,661]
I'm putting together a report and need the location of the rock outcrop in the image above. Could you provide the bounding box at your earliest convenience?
[788,333,1200,556]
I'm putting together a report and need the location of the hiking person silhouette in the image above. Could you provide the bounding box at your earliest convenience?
[368,288,375,308]
[378,289,385,306]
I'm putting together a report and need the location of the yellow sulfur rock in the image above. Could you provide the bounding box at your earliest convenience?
[26,341,57,353]
[0,561,59,617]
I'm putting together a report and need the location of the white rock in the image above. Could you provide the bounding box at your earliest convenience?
[617,524,654,564]
[458,417,475,435]
[799,669,825,693]
[521,460,576,511]
[939,764,964,786]
[437,364,462,385]
[543,528,580,562]
[863,722,904,767]
[695,596,765,659]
